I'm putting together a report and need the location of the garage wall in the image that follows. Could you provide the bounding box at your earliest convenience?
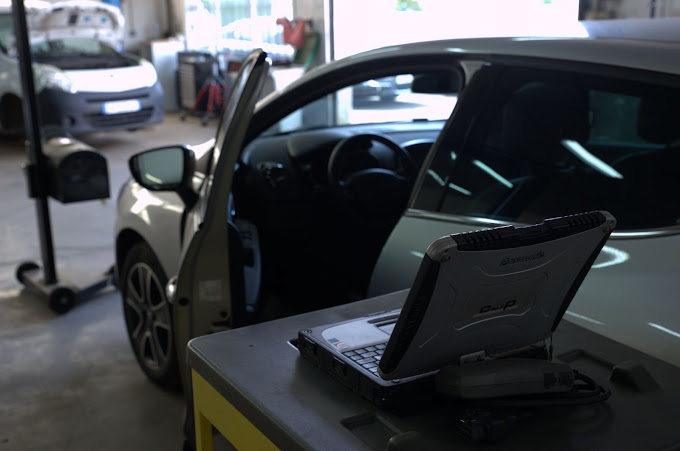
[169,0,186,36]
[293,0,329,63]
[120,0,171,52]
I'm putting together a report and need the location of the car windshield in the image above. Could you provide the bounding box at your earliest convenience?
[30,37,118,56]
[0,13,116,58]
[262,73,458,136]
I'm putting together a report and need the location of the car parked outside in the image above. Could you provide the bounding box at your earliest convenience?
[115,19,680,397]
[219,15,294,65]
[0,0,164,135]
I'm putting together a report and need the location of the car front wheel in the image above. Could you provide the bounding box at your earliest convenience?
[121,242,180,390]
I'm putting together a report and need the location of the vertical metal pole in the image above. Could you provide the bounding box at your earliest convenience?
[12,0,58,284]
[326,0,334,62]
[165,0,176,35]
[650,0,657,18]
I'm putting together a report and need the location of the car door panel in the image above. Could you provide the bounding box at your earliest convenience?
[172,50,270,396]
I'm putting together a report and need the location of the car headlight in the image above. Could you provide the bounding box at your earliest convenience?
[139,59,159,87]
[35,65,77,94]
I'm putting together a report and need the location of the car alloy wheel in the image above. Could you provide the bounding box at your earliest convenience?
[121,243,180,389]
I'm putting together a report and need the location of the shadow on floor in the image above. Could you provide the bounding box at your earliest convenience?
[0,288,185,451]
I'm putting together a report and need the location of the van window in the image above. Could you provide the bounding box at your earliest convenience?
[413,66,680,230]
[0,14,14,52]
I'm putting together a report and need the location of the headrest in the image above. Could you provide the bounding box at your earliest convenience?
[502,82,589,164]
[638,94,680,145]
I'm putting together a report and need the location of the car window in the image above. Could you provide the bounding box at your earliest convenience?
[262,73,458,135]
[0,13,14,52]
[413,66,680,230]
[30,37,117,56]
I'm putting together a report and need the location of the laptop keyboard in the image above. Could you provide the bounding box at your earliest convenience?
[343,344,387,375]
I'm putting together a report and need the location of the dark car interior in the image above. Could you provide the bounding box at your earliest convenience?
[205,69,461,324]
[414,65,680,231]
[231,122,443,320]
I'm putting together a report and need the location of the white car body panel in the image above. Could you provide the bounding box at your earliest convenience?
[115,138,215,279]
[115,183,184,280]
[31,0,124,50]
[66,63,157,93]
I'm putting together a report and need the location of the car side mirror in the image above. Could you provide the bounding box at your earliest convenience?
[411,72,460,95]
[129,145,197,204]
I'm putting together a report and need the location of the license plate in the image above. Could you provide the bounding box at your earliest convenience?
[102,99,142,115]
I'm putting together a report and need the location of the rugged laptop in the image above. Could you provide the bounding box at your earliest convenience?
[297,211,616,408]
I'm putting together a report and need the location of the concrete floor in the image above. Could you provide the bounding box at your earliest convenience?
[0,114,216,450]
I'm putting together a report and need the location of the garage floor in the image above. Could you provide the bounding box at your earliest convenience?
[0,114,216,450]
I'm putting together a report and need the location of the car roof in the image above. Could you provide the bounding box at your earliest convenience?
[277,18,680,92]
[356,30,680,73]
[399,35,680,74]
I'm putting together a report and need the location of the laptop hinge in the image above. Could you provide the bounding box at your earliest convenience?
[460,341,550,366]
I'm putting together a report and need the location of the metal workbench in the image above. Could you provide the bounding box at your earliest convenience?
[188,290,680,450]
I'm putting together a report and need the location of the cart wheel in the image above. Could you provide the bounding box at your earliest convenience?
[180,110,188,121]
[201,116,210,126]
[16,261,39,285]
[49,286,76,314]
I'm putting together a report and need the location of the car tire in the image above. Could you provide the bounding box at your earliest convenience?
[121,242,181,390]
[0,94,25,136]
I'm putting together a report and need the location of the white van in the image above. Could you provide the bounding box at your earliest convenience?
[0,0,164,135]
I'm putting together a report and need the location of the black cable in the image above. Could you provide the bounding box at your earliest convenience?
[454,370,611,442]
[468,370,611,408]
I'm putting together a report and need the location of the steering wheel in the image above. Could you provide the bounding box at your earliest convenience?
[327,133,416,223]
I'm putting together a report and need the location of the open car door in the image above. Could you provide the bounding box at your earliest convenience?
[172,49,270,400]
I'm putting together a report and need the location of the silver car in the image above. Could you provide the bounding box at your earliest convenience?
[115,20,680,393]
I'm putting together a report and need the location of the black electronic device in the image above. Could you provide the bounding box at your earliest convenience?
[435,358,575,399]
[42,137,110,203]
[298,211,615,409]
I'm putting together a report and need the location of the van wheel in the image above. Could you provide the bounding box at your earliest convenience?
[121,242,181,390]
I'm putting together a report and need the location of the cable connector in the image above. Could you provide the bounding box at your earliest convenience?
[456,409,527,443]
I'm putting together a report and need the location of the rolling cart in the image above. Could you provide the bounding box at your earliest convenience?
[177,52,229,126]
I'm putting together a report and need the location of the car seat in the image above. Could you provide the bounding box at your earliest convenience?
[608,93,680,228]
[481,81,591,220]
